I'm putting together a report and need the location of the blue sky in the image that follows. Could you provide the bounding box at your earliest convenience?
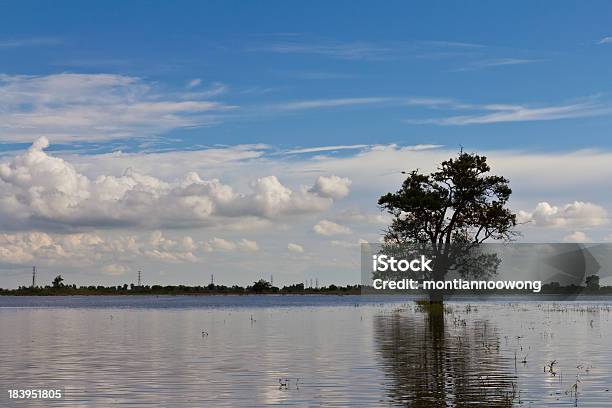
[1,2,612,288]
[3,1,612,152]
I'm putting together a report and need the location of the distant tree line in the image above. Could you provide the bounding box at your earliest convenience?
[0,276,361,296]
[2,274,611,296]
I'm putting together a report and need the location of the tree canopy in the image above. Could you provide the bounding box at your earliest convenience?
[379,152,516,248]
[378,152,517,290]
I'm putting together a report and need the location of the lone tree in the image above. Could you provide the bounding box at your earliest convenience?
[378,152,517,302]
[52,275,64,289]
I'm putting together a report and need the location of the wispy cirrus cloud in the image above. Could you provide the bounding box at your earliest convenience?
[250,35,546,77]
[598,36,612,44]
[282,145,369,155]
[405,99,612,125]
[455,58,542,71]
[268,96,459,112]
[0,37,62,48]
[248,37,487,61]
[274,97,394,111]
[419,40,485,49]
[248,40,392,60]
[268,92,600,125]
[272,70,359,80]
[262,94,611,127]
[0,73,234,142]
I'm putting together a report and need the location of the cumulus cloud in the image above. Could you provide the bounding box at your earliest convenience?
[336,209,391,226]
[309,175,352,199]
[55,142,612,210]
[0,139,348,230]
[101,264,130,276]
[0,231,103,265]
[563,231,591,243]
[517,201,608,228]
[313,220,352,236]
[287,243,304,253]
[0,230,197,265]
[0,73,233,142]
[203,237,259,252]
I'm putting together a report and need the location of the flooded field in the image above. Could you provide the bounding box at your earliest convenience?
[1,296,611,407]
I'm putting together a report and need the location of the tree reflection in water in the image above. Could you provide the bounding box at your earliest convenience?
[374,306,517,407]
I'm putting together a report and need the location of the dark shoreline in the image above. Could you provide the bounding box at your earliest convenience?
[3,280,610,297]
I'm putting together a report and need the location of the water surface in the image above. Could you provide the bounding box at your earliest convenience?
[1,296,611,407]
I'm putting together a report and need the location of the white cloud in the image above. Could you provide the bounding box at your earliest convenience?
[203,237,259,252]
[187,78,202,88]
[257,93,612,126]
[269,96,460,113]
[336,209,391,226]
[456,58,541,71]
[249,40,391,60]
[313,220,352,236]
[237,239,259,252]
[101,264,130,276]
[287,243,304,253]
[4,140,612,284]
[204,237,236,252]
[0,73,233,142]
[0,37,62,47]
[330,239,368,248]
[250,38,485,61]
[276,97,393,111]
[0,230,197,266]
[598,37,612,44]
[282,144,369,154]
[19,141,612,233]
[563,231,591,243]
[406,101,608,125]
[518,201,608,228]
[309,175,352,199]
[0,139,347,230]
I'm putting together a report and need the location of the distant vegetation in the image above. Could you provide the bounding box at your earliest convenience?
[0,276,361,296]
[2,275,611,296]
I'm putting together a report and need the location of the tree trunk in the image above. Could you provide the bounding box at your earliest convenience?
[428,289,444,304]
[428,264,448,305]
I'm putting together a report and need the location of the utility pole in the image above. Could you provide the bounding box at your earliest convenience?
[210,274,214,285]
[32,266,36,288]
[270,274,273,286]
[137,270,141,287]
[315,278,319,289]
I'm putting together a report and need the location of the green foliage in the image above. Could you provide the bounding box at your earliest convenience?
[250,279,273,293]
[379,152,517,248]
[585,275,600,290]
[378,152,517,291]
[52,275,64,288]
